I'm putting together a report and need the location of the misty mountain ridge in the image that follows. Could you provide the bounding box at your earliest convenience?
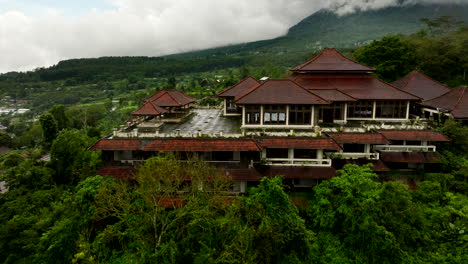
[177,2,468,57]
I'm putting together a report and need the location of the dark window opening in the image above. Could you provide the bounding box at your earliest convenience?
[294,149,317,159]
[266,148,288,158]
[343,144,365,153]
[319,103,344,121]
[375,101,407,119]
[289,105,312,125]
[347,102,373,118]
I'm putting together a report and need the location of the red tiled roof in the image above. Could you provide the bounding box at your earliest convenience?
[220,168,262,182]
[290,74,420,101]
[261,166,336,179]
[132,101,168,116]
[89,139,141,151]
[144,90,195,107]
[218,76,260,98]
[256,137,342,150]
[423,87,468,119]
[291,48,375,72]
[235,79,330,105]
[310,89,357,102]
[327,133,391,144]
[378,130,450,142]
[380,152,442,163]
[391,70,450,101]
[98,167,137,178]
[143,139,261,152]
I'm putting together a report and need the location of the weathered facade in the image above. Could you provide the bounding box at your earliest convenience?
[91,49,452,192]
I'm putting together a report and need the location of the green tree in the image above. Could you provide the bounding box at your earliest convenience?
[39,113,58,145]
[354,35,416,81]
[49,130,100,185]
[48,104,68,130]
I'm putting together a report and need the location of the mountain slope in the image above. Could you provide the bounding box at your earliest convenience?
[178,3,468,57]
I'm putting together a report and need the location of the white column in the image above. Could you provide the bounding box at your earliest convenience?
[311,105,315,126]
[260,105,264,125]
[317,149,323,160]
[406,101,410,120]
[242,106,245,126]
[344,103,348,123]
[261,149,267,159]
[286,105,290,126]
[240,181,247,193]
[288,148,294,164]
[372,101,377,120]
[364,144,371,153]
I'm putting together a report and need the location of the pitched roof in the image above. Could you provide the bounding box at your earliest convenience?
[378,130,450,142]
[326,133,391,144]
[291,74,420,101]
[291,48,375,73]
[256,137,342,150]
[260,166,336,179]
[144,90,195,107]
[97,167,137,178]
[218,76,260,98]
[89,139,141,151]
[391,70,450,101]
[422,86,468,119]
[380,152,442,163]
[143,139,261,152]
[235,79,330,105]
[310,89,357,102]
[132,101,168,116]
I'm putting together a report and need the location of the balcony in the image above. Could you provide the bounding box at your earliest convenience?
[325,152,380,160]
[373,145,436,152]
[263,158,332,167]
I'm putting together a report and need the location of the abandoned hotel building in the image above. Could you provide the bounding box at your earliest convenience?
[91,49,466,192]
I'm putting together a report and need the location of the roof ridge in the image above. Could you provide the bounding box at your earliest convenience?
[383,77,422,101]
[291,79,330,103]
[453,86,467,110]
[400,70,418,89]
[291,48,375,72]
[218,76,259,96]
[414,70,451,91]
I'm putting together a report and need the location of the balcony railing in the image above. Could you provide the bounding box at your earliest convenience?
[325,152,379,160]
[263,158,332,167]
[373,145,436,152]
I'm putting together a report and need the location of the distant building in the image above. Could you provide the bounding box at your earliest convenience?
[91,49,451,192]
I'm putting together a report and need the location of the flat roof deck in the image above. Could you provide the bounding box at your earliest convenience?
[159,109,241,135]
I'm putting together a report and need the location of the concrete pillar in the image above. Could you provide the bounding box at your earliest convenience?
[311,105,315,126]
[242,106,245,126]
[344,103,348,123]
[364,144,371,153]
[261,149,267,159]
[372,101,377,119]
[240,181,247,193]
[288,148,294,164]
[406,101,410,120]
[317,149,323,160]
[260,105,264,125]
[286,105,290,126]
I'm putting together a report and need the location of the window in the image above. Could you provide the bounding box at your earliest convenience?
[266,148,288,158]
[245,105,260,124]
[375,101,407,119]
[347,102,373,118]
[264,105,286,125]
[319,103,344,121]
[294,149,317,159]
[290,105,312,125]
[226,98,240,113]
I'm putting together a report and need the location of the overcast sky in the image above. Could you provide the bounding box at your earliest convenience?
[0,0,466,73]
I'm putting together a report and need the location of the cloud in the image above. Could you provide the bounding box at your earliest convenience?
[0,0,466,73]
